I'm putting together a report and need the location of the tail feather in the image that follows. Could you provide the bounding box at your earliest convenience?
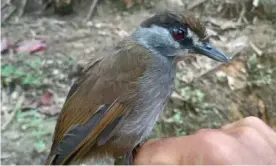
[43,105,109,165]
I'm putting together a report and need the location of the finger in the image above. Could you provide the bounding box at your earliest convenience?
[221,116,276,147]
[196,128,276,164]
[226,125,276,163]
[222,117,270,132]
[193,129,242,164]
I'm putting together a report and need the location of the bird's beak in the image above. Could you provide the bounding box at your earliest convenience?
[193,43,231,63]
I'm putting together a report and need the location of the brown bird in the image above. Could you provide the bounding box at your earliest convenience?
[44,11,230,165]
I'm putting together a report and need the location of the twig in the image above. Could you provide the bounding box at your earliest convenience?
[85,0,100,22]
[187,0,207,10]
[249,41,263,56]
[192,63,225,83]
[237,2,246,24]
[1,3,9,10]
[1,154,12,160]
[1,153,12,159]
[19,0,28,17]
[2,5,16,22]
[1,0,11,10]
[1,95,25,131]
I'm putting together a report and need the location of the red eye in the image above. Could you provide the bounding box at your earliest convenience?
[173,29,185,41]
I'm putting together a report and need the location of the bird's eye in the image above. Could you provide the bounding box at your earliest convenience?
[172,28,185,41]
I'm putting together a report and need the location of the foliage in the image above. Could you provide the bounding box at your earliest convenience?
[1,53,43,88]
[16,109,48,153]
[247,54,274,86]
[1,52,76,92]
[180,86,206,105]
[1,52,75,155]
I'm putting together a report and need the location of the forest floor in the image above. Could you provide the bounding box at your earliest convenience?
[1,0,276,164]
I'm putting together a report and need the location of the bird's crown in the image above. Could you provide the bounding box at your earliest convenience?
[140,11,208,41]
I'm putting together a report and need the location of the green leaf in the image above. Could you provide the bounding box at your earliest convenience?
[30,117,42,126]
[16,52,29,57]
[14,70,27,77]
[66,56,74,65]
[16,109,40,122]
[34,140,46,153]
[180,86,192,101]
[172,111,183,124]
[175,128,187,136]
[31,130,50,137]
[16,111,25,122]
[195,89,205,103]
[1,65,16,77]
[25,57,41,69]
[21,75,41,85]
[248,54,258,68]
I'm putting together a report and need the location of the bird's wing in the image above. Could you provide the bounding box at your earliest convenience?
[44,39,152,165]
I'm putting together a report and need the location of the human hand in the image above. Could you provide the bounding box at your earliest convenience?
[134,116,276,164]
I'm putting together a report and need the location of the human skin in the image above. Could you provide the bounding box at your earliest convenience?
[134,116,276,165]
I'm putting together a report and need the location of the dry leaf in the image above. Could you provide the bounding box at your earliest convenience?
[171,91,185,106]
[38,91,54,106]
[1,38,9,53]
[122,0,143,8]
[208,18,242,30]
[221,60,247,90]
[22,99,39,111]
[39,105,60,116]
[230,102,244,120]
[257,98,269,124]
[16,40,47,54]
[227,76,247,90]
[123,0,135,8]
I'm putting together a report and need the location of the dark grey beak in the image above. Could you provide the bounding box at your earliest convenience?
[193,43,231,62]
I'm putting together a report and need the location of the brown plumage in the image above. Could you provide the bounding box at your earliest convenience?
[44,39,152,164]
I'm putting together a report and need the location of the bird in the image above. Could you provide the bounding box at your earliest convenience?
[44,11,231,165]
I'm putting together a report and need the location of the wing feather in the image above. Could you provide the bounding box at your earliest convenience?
[44,39,152,165]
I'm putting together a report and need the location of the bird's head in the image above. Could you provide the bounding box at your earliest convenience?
[132,11,230,62]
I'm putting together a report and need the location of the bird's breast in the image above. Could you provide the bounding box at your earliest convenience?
[111,60,176,151]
